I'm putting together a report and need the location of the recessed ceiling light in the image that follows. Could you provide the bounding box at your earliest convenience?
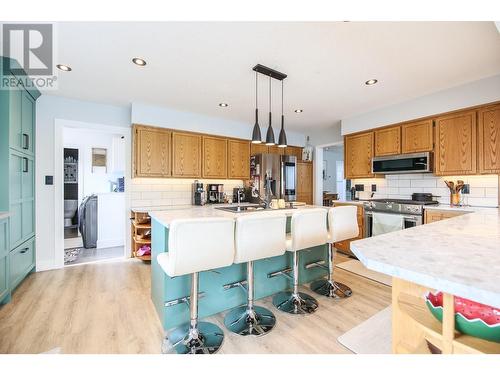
[219,103,228,107]
[132,57,147,66]
[294,109,303,113]
[56,64,72,72]
[365,79,378,85]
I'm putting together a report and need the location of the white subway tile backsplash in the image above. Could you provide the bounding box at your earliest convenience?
[130,178,245,209]
[351,174,498,207]
[410,179,437,188]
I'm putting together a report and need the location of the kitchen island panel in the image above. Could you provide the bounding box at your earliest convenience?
[151,217,328,330]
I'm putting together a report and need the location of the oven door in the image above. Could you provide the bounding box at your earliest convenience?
[365,211,422,237]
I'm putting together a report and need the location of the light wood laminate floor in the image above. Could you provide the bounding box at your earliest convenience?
[0,255,391,354]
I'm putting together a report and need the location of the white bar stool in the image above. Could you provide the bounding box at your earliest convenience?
[223,213,287,336]
[311,206,359,298]
[157,217,235,354]
[272,208,328,314]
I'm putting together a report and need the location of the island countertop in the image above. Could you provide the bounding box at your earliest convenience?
[351,208,500,307]
[149,204,326,228]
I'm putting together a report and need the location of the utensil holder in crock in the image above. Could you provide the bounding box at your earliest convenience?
[450,193,461,206]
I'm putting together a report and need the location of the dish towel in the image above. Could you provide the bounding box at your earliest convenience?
[372,212,404,236]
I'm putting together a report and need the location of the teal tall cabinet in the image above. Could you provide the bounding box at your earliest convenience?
[0,57,40,305]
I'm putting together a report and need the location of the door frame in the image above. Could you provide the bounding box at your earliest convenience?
[54,119,132,269]
[313,141,343,206]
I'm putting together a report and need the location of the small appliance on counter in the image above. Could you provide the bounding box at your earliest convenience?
[192,180,206,206]
[207,183,224,204]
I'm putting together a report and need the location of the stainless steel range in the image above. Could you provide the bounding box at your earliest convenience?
[363,198,438,237]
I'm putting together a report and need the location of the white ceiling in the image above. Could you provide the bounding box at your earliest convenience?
[49,22,500,133]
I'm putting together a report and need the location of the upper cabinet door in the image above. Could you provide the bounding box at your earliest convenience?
[250,143,268,155]
[228,140,250,179]
[9,84,23,152]
[21,91,35,155]
[344,132,374,179]
[435,110,477,176]
[202,136,227,178]
[401,119,433,154]
[268,145,285,155]
[374,126,401,156]
[284,146,303,160]
[134,125,171,177]
[172,132,202,178]
[478,104,500,174]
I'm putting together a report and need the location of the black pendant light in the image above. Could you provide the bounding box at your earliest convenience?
[251,71,262,144]
[278,80,287,148]
[265,75,275,145]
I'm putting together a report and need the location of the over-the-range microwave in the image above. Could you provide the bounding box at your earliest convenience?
[371,152,432,174]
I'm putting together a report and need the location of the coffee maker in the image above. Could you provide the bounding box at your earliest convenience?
[192,180,206,206]
[207,184,224,204]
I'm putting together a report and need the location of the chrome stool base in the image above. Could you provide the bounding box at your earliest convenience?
[224,305,276,336]
[310,279,352,299]
[272,291,319,314]
[162,321,224,354]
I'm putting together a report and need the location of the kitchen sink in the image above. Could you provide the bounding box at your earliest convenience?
[215,205,266,213]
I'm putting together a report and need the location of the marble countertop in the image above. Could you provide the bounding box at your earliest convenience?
[351,208,500,307]
[149,204,327,228]
[0,212,10,220]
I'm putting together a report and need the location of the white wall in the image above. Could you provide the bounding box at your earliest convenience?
[341,74,500,135]
[132,102,306,146]
[64,128,125,196]
[36,95,131,271]
[307,121,343,146]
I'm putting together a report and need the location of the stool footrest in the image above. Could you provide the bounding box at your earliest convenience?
[164,292,206,308]
[223,279,248,291]
[304,259,328,270]
[267,267,293,280]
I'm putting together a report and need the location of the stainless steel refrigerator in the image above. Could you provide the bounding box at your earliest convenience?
[249,154,297,203]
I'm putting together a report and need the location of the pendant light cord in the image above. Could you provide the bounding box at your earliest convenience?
[268,76,272,126]
[281,80,284,128]
[255,71,258,106]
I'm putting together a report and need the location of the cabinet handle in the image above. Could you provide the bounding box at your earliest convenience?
[22,157,28,173]
[20,248,29,254]
[22,133,29,149]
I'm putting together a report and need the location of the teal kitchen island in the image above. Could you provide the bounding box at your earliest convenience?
[149,205,329,330]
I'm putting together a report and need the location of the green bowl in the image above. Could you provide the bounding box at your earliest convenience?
[425,298,500,343]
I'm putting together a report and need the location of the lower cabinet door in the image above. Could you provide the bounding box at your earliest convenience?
[9,237,35,290]
[0,256,8,302]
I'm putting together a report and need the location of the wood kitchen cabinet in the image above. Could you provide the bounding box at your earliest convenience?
[172,132,202,178]
[332,203,364,257]
[268,145,285,155]
[375,126,401,156]
[478,103,500,174]
[424,209,467,224]
[202,136,227,178]
[133,125,172,177]
[401,119,434,154]
[285,146,303,160]
[250,143,268,155]
[228,139,250,179]
[344,132,374,179]
[296,161,313,204]
[434,110,477,176]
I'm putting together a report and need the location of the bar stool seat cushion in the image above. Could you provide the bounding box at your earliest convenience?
[327,206,359,244]
[285,233,293,251]
[234,213,287,264]
[287,208,328,252]
[157,217,235,278]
